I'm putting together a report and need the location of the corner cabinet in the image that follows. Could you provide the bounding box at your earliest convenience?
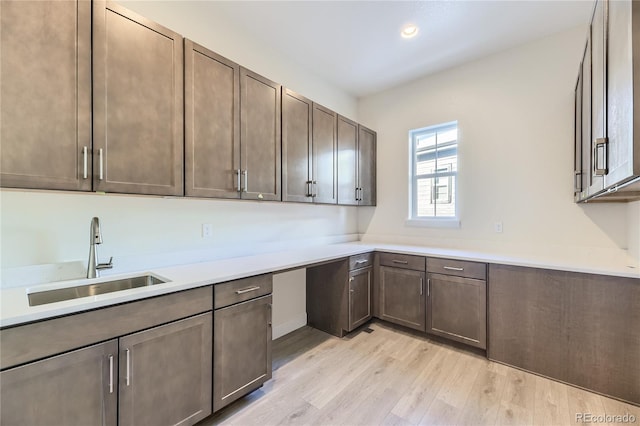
[337,116,377,206]
[93,1,184,196]
[574,0,640,202]
[0,0,92,191]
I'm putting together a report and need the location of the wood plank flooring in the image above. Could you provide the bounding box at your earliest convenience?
[201,321,639,426]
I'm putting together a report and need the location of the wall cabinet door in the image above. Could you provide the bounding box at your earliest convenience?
[312,103,338,204]
[240,68,281,201]
[0,340,118,426]
[349,267,372,331]
[214,295,272,412]
[0,0,91,191]
[427,273,486,349]
[587,0,607,196]
[581,36,592,198]
[282,89,313,203]
[606,0,636,187]
[358,125,377,206]
[574,67,583,199]
[93,1,184,196]
[379,266,426,332]
[119,313,212,426]
[337,115,359,205]
[185,39,240,198]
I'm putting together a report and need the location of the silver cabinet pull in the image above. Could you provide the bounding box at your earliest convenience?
[420,277,424,295]
[427,278,430,297]
[359,188,363,201]
[443,266,464,271]
[235,285,260,294]
[125,348,130,386]
[108,354,114,393]
[236,169,242,192]
[355,260,368,265]
[82,146,88,179]
[593,137,608,176]
[267,304,272,326]
[312,181,317,197]
[349,277,354,282]
[242,170,248,192]
[99,148,104,180]
[392,260,409,265]
[574,171,581,192]
[306,181,312,197]
[355,187,359,201]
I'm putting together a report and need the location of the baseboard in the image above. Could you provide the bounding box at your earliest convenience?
[272,313,307,340]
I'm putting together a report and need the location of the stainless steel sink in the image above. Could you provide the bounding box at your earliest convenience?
[28,275,168,306]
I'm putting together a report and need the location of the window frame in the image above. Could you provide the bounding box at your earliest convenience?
[407,121,460,228]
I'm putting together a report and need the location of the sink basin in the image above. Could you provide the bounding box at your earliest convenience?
[28,275,168,307]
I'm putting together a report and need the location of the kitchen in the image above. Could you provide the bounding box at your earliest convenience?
[1,0,639,425]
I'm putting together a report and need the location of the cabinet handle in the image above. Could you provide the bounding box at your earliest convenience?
[82,146,88,179]
[593,138,608,176]
[392,260,409,265]
[236,169,242,192]
[306,181,312,197]
[420,277,424,296]
[349,277,354,282]
[427,278,430,297]
[359,188,363,201]
[125,348,130,386]
[574,171,581,192]
[236,285,260,294]
[355,187,359,201]
[312,181,317,197]
[242,170,248,192]
[108,354,114,393]
[443,266,464,271]
[99,149,104,180]
[267,304,272,326]
[355,260,368,265]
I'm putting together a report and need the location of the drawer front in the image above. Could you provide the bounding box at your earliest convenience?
[214,274,273,309]
[1,286,212,370]
[349,253,373,270]
[427,257,486,280]
[379,252,425,271]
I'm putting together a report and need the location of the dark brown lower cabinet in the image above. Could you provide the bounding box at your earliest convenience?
[489,264,640,405]
[119,312,212,426]
[0,340,118,426]
[427,273,486,349]
[307,254,373,337]
[379,266,426,332]
[214,294,272,412]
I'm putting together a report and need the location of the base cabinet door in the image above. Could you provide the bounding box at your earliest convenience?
[0,340,118,426]
[214,295,272,412]
[427,273,486,349]
[349,267,372,331]
[379,266,426,332]
[119,313,212,426]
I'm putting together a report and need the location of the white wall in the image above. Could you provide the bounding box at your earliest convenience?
[357,26,631,257]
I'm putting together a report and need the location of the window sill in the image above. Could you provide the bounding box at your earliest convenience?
[405,218,461,229]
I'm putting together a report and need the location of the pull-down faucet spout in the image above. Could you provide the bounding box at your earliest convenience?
[87,217,113,279]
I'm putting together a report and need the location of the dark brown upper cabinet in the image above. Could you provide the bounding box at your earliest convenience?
[184,39,240,199]
[282,89,338,204]
[575,0,640,202]
[0,0,92,191]
[240,68,282,201]
[282,89,313,203]
[93,1,184,196]
[337,116,377,206]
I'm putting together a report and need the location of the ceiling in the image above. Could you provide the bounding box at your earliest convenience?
[208,1,593,98]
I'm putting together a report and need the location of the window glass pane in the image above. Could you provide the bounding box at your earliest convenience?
[435,176,456,217]
[416,178,435,217]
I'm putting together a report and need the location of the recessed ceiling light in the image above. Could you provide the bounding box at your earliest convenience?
[401,24,419,39]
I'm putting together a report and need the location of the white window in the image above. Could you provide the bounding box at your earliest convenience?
[409,122,459,226]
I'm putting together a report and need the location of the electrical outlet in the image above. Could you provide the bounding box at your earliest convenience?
[494,222,503,233]
[202,223,213,238]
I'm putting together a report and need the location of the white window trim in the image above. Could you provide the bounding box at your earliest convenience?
[408,121,459,226]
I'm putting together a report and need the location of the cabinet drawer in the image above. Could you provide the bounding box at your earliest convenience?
[214,274,272,309]
[379,252,425,271]
[427,257,486,280]
[349,253,373,270]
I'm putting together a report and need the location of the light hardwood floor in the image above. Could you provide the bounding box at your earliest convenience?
[202,321,639,426]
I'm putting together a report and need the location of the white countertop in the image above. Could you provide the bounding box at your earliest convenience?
[1,241,638,328]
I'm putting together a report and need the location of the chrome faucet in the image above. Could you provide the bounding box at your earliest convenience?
[87,217,113,278]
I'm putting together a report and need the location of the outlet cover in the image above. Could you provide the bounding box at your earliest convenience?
[494,222,503,233]
[202,224,213,238]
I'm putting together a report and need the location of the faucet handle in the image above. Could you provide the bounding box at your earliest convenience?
[97,257,114,270]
